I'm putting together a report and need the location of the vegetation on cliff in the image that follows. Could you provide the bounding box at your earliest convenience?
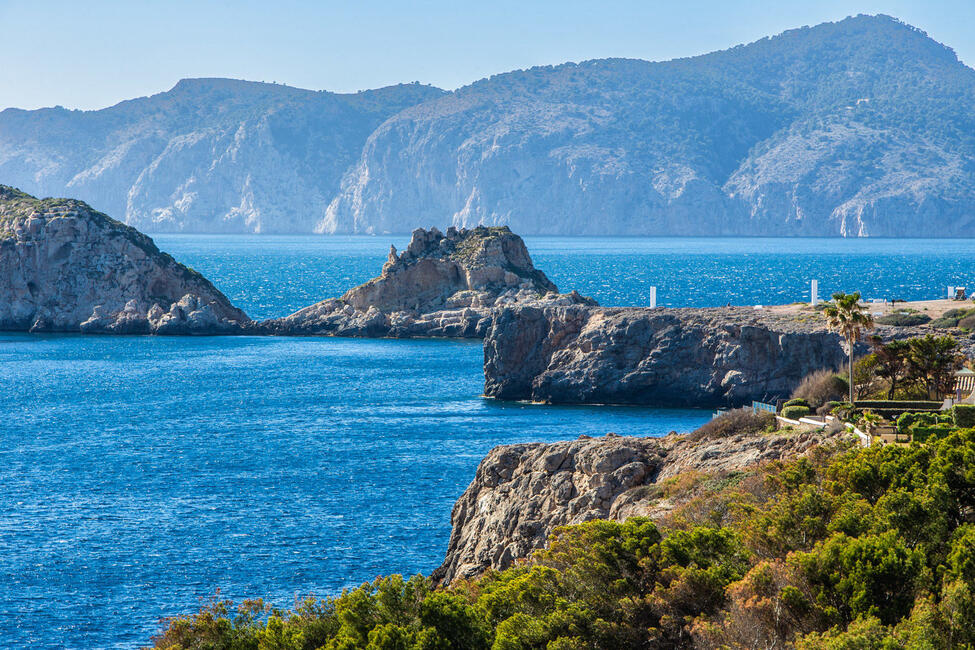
[151,424,975,648]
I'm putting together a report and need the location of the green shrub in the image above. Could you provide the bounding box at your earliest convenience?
[817,400,843,416]
[784,398,810,408]
[959,315,975,330]
[954,404,975,428]
[875,312,932,326]
[897,411,952,434]
[931,308,975,329]
[911,425,953,443]
[782,405,811,420]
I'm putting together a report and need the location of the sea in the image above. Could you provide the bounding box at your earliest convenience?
[3,235,975,649]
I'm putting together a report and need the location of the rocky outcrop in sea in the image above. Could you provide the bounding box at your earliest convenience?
[433,428,843,584]
[482,305,853,407]
[260,226,594,337]
[0,186,248,333]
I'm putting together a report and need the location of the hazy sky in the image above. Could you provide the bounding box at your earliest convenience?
[1,0,972,111]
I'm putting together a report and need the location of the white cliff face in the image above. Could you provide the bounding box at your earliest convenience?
[0,186,247,333]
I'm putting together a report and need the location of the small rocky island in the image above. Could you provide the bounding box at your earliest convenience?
[0,186,247,333]
[261,225,594,337]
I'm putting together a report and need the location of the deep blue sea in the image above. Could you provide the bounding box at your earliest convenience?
[4,236,975,648]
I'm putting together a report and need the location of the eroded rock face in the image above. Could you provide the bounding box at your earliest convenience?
[261,225,595,337]
[0,186,248,333]
[433,429,841,584]
[483,305,851,407]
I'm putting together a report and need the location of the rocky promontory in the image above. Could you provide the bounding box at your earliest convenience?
[434,428,843,584]
[0,186,248,333]
[483,305,854,407]
[261,226,594,337]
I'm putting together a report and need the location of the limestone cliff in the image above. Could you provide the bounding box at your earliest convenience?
[322,16,975,238]
[483,305,852,407]
[433,429,844,584]
[0,186,248,333]
[261,226,594,337]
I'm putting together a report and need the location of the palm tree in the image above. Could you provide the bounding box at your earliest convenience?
[823,292,874,404]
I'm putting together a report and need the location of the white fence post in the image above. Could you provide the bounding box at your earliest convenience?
[811,280,818,306]
[649,286,657,309]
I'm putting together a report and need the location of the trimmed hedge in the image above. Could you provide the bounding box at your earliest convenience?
[911,425,953,443]
[954,404,975,428]
[855,400,942,410]
[781,405,811,420]
[897,411,953,434]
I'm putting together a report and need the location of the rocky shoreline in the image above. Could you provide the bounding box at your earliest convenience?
[481,305,853,407]
[4,185,971,410]
[433,427,847,584]
[0,186,247,334]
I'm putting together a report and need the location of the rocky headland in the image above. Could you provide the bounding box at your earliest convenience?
[0,186,248,333]
[483,305,856,407]
[434,427,845,584]
[260,226,594,337]
[482,304,965,408]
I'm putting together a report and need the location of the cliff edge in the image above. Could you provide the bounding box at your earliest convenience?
[0,186,248,333]
[262,226,594,337]
[483,305,859,407]
[433,428,845,584]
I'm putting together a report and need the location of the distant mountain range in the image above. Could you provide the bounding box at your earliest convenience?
[2,14,974,236]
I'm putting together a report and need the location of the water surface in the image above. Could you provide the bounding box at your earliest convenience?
[5,234,975,648]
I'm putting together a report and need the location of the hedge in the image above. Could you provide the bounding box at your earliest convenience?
[854,401,943,410]
[781,405,811,420]
[897,411,953,434]
[912,426,953,443]
[954,404,975,428]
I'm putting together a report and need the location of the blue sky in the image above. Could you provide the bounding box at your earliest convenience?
[1,0,972,111]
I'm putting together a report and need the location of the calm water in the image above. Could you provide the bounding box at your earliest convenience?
[3,235,975,648]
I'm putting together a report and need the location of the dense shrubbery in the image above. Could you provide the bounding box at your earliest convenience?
[687,408,774,441]
[895,411,952,434]
[152,430,975,649]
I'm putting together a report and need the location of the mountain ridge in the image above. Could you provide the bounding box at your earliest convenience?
[2,14,973,236]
